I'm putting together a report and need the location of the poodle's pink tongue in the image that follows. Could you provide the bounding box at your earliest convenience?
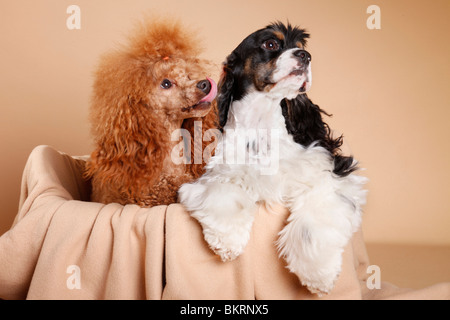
[199,77,218,103]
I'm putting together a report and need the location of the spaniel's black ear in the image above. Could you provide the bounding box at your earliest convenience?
[281,94,332,149]
[217,52,239,130]
[281,94,358,177]
[217,69,234,130]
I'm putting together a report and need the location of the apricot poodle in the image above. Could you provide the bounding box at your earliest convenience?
[85,20,218,207]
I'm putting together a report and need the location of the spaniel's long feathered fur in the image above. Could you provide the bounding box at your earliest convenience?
[85,20,217,207]
[179,22,367,295]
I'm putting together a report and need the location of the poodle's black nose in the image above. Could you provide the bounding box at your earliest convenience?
[197,79,211,94]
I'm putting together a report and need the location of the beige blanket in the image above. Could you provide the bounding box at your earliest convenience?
[0,145,449,300]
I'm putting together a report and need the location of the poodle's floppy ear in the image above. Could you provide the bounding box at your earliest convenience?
[217,52,239,130]
[88,55,168,172]
[86,73,170,195]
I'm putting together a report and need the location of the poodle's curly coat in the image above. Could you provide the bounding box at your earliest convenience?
[85,20,218,207]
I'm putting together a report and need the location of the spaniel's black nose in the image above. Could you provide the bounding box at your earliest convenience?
[197,79,212,94]
[294,49,311,64]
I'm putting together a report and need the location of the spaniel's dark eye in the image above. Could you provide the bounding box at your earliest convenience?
[160,79,172,89]
[262,39,280,51]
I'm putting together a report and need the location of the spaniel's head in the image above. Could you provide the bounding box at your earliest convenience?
[217,22,311,128]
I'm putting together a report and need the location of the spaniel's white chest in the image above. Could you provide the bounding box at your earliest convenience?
[215,92,293,175]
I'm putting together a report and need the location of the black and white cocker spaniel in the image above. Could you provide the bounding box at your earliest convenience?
[179,22,367,295]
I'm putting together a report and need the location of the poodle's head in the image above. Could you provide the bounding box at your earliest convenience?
[87,19,219,193]
[90,19,217,141]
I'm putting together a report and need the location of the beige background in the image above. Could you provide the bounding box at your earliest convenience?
[1,0,449,246]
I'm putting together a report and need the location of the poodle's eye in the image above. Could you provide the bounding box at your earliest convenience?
[262,39,280,51]
[160,79,172,89]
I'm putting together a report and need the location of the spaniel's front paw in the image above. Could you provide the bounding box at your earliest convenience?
[203,228,251,261]
[179,180,256,262]
[300,272,339,296]
[286,250,343,296]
